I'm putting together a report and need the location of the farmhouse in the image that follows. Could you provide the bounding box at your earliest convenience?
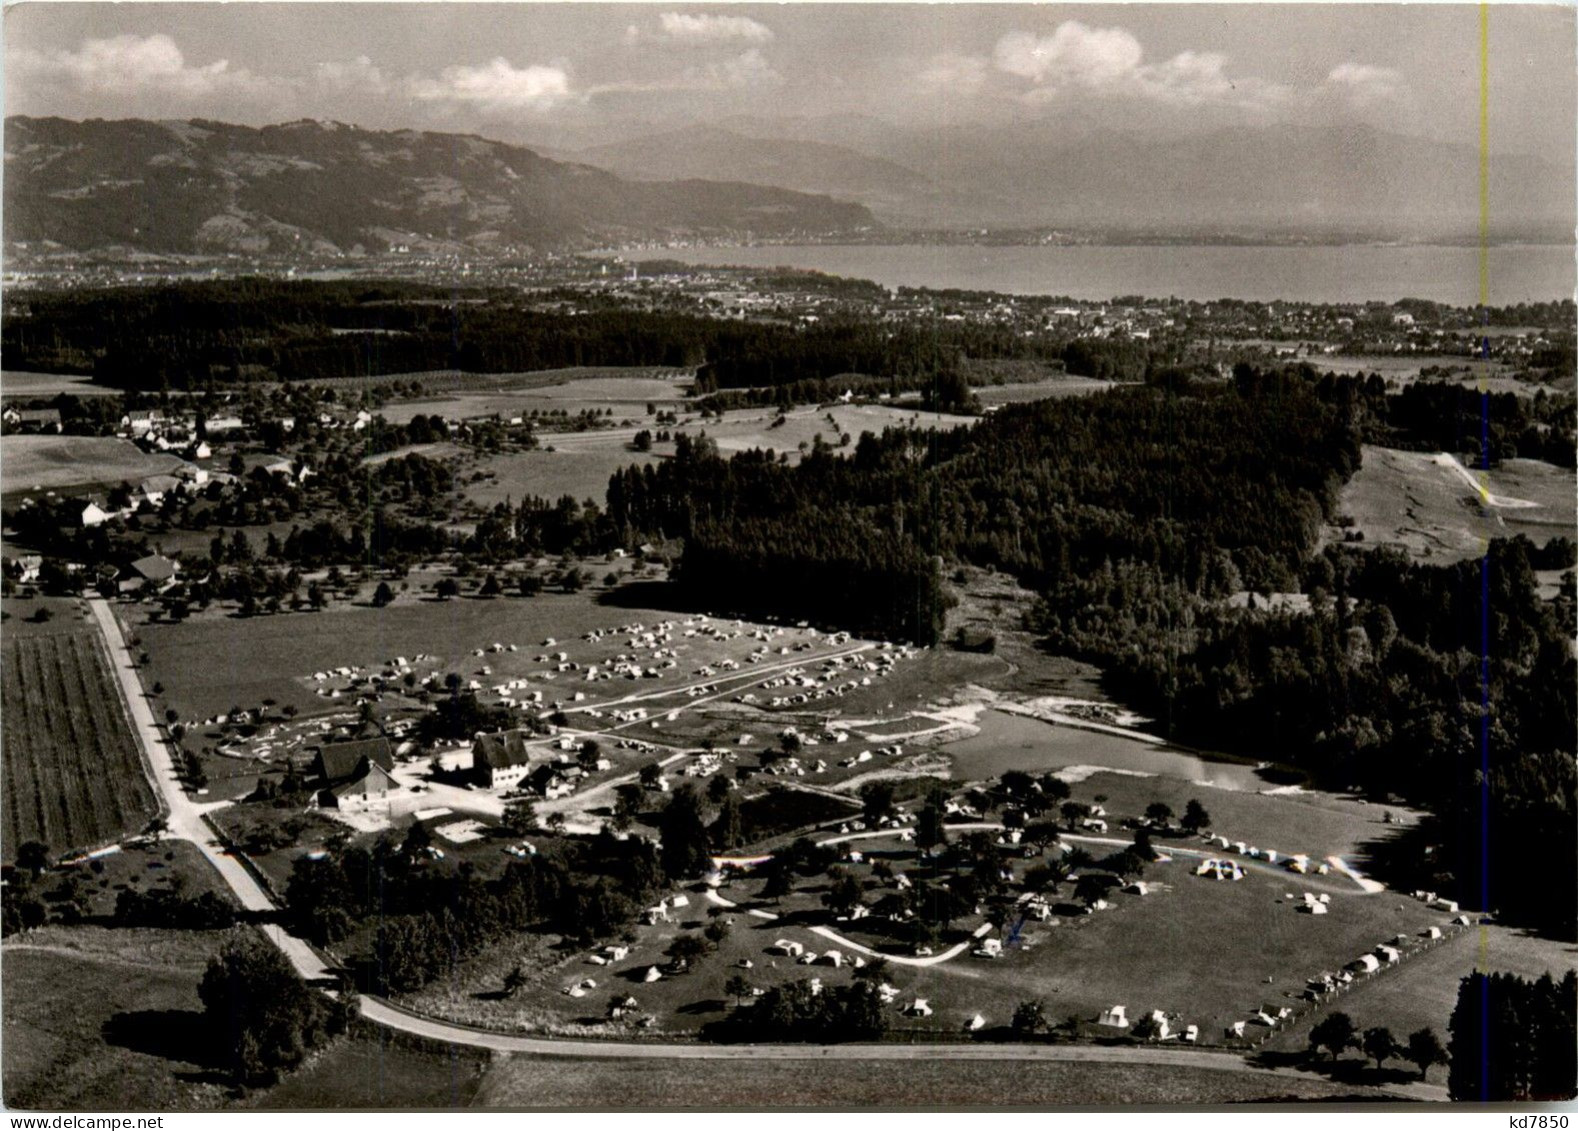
[473,729,536,789]
[119,554,179,594]
[311,737,397,808]
[122,409,167,436]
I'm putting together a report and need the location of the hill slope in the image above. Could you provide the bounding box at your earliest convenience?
[2,116,875,257]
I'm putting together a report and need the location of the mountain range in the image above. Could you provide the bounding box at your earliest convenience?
[569,116,1574,237]
[5,114,1572,262]
[2,116,875,258]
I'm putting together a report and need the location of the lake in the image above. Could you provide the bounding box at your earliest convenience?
[639,243,1575,305]
[944,709,1269,791]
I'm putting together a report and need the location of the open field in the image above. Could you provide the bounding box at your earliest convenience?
[1,926,234,1110]
[243,1027,487,1109]
[375,370,693,426]
[1,436,194,496]
[474,1052,1363,1106]
[976,376,1118,405]
[2,621,159,860]
[2,370,124,399]
[1332,445,1576,563]
[1314,354,1535,396]
[464,449,660,507]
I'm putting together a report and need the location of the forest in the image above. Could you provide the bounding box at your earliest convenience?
[2,278,1051,393]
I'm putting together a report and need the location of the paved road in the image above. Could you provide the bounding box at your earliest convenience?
[87,597,332,981]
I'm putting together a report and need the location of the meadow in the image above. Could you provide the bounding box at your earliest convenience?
[2,609,159,859]
[1,370,123,399]
[0,926,235,1110]
[474,1052,1360,1106]
[1333,445,1576,564]
[1,436,195,497]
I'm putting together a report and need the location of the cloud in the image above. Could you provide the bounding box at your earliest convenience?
[8,33,275,99]
[590,48,781,96]
[992,21,1289,111]
[916,53,989,97]
[408,58,574,113]
[995,23,1144,89]
[1323,62,1405,107]
[315,55,391,96]
[653,13,774,45]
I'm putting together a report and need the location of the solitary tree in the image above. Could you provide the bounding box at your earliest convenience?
[1144,801,1174,829]
[1011,999,1049,1035]
[371,581,395,607]
[666,933,708,971]
[1363,1025,1402,1071]
[435,577,459,600]
[1181,798,1212,834]
[1405,1027,1447,1081]
[1310,1012,1358,1061]
[1061,801,1090,830]
[724,973,753,1008]
[15,841,51,875]
[502,798,539,835]
[502,964,528,998]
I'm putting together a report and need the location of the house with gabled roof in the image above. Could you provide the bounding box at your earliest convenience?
[311,737,397,809]
[473,728,536,789]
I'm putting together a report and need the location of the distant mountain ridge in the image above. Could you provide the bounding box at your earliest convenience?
[597,114,1576,236]
[2,116,876,258]
[572,125,934,217]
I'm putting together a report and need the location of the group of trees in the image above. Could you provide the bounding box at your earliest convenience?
[199,934,352,1087]
[703,977,888,1043]
[283,827,667,994]
[1448,970,1577,1101]
[1307,1012,1447,1079]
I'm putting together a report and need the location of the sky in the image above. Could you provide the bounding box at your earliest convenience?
[4,3,1573,158]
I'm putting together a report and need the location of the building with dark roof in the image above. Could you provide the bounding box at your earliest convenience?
[473,729,536,789]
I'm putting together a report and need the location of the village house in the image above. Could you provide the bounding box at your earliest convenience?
[122,409,167,437]
[119,554,180,595]
[2,407,63,433]
[311,737,397,809]
[472,729,536,789]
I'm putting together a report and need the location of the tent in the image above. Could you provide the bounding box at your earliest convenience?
[1422,926,1443,939]
[1183,1024,1199,1043]
[644,966,663,982]
[965,1014,987,1032]
[1227,1021,1247,1038]
[1098,1005,1129,1028]
[1349,954,1381,974]
[768,939,804,957]
[905,999,933,1018]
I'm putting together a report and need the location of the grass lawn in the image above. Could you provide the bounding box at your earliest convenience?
[465,449,660,508]
[243,1026,487,1109]
[975,376,1117,405]
[2,370,124,399]
[2,616,159,860]
[1,436,194,496]
[1332,445,1575,564]
[473,1052,1362,1106]
[1,926,235,1111]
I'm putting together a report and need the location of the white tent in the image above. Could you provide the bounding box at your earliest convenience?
[1422,926,1443,939]
[768,939,804,957]
[1183,1024,1199,1043]
[965,1014,987,1032]
[1098,1005,1129,1028]
[905,999,933,1017]
[1227,1021,1247,1038]
[643,966,663,982]
[1350,954,1381,974]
